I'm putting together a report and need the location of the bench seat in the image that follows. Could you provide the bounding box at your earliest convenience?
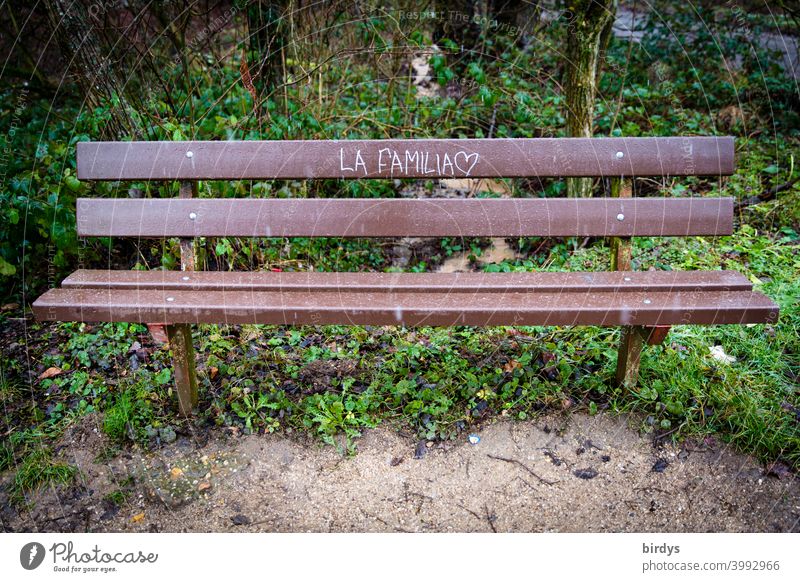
[33,269,778,327]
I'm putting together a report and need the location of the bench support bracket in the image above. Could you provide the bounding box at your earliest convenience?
[642,325,671,346]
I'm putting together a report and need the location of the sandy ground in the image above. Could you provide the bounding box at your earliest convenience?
[2,412,797,533]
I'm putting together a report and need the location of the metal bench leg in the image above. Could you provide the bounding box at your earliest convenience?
[615,326,644,389]
[166,323,198,416]
[167,179,200,416]
[609,176,644,389]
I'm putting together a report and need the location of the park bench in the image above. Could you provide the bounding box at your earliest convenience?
[32,137,779,416]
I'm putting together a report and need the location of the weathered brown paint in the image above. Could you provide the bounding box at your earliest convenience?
[32,288,779,327]
[76,137,735,180]
[61,269,756,294]
[642,325,671,346]
[76,197,735,238]
[166,323,198,416]
[615,326,645,389]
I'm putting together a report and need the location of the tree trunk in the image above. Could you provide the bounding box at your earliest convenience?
[45,0,140,139]
[564,0,617,197]
[246,1,286,101]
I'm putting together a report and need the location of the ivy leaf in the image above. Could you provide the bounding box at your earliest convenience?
[65,175,81,192]
[154,368,172,385]
[0,257,16,276]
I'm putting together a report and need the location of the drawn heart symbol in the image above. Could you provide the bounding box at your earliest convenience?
[454,151,479,176]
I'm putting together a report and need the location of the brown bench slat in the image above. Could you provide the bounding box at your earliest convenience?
[76,197,734,238]
[76,137,734,180]
[32,288,777,327]
[61,269,754,293]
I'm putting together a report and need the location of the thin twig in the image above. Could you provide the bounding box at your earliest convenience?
[487,454,559,485]
[483,504,498,533]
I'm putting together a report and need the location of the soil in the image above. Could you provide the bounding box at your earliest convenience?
[2,412,797,533]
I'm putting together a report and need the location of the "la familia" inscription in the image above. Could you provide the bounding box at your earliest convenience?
[339,147,480,177]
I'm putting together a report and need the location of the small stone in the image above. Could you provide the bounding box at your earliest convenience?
[231,514,250,526]
[159,426,177,443]
[132,512,145,522]
[652,458,669,473]
[573,468,598,480]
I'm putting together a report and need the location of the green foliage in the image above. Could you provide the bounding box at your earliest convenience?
[103,387,155,444]
[8,448,77,506]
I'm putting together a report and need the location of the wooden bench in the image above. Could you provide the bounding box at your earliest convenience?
[32,137,779,416]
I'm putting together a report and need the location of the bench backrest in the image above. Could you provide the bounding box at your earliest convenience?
[75,137,735,240]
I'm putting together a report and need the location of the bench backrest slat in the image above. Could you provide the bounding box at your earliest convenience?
[76,137,734,180]
[76,197,734,238]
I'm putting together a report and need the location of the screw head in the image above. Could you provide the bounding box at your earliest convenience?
[616,213,625,221]
[615,151,624,159]
[186,151,193,158]
[166,296,175,302]
[624,276,631,281]
[643,298,652,304]
[181,276,190,281]
[189,212,197,220]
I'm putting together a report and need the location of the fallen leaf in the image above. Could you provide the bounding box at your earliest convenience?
[132,512,145,522]
[170,467,184,479]
[503,359,521,372]
[1,303,19,311]
[209,366,218,379]
[38,367,63,380]
[198,481,212,492]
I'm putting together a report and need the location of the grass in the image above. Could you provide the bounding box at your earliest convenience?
[102,387,155,444]
[8,448,77,506]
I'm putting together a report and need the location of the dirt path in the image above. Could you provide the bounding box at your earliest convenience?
[3,413,797,533]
